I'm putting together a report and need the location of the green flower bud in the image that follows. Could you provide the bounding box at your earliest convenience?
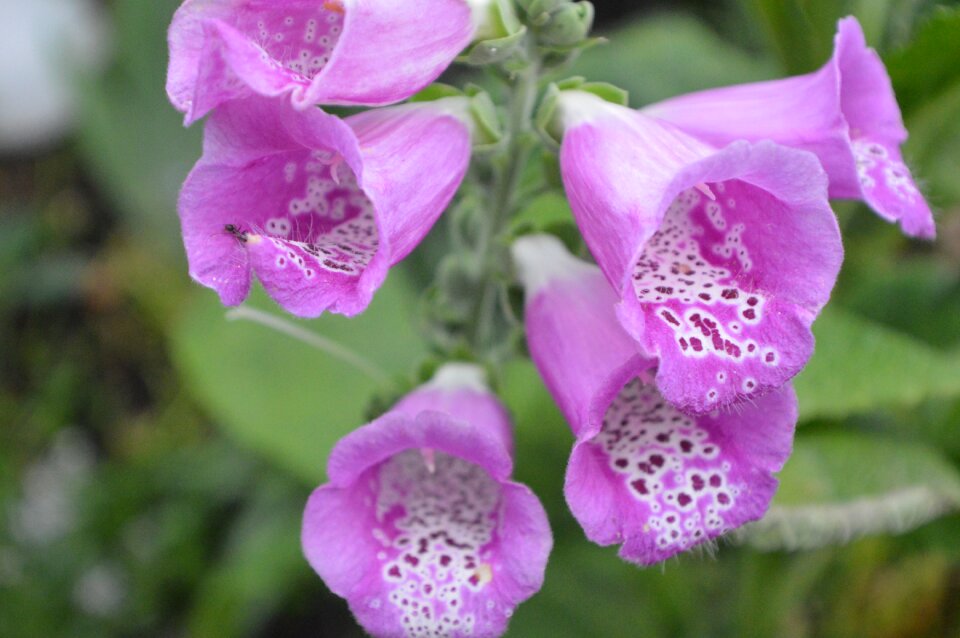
[537,1,594,47]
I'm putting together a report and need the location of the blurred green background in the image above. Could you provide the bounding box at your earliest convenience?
[2,1,959,636]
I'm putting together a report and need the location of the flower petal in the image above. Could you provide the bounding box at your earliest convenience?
[303,364,551,638]
[167,0,473,124]
[566,379,797,565]
[558,93,842,413]
[645,16,934,238]
[514,238,797,564]
[178,96,470,317]
[512,234,649,441]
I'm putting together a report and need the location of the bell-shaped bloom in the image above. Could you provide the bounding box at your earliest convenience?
[555,89,842,414]
[512,234,797,566]
[178,95,472,317]
[644,17,934,239]
[167,0,475,125]
[303,363,552,638]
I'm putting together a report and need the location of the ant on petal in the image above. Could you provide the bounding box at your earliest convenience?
[224,224,248,243]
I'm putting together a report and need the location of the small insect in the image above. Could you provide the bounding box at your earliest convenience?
[224,224,248,243]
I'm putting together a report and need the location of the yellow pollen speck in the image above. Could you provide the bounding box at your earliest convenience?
[474,563,493,586]
[323,0,345,14]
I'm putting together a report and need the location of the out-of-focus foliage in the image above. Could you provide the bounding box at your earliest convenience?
[1,1,959,637]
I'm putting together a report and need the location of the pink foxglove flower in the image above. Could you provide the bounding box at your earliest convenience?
[178,95,472,317]
[303,363,552,638]
[513,235,796,565]
[555,90,842,414]
[645,17,934,238]
[167,0,476,125]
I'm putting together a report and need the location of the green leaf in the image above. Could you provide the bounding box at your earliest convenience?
[509,192,575,236]
[795,307,960,420]
[571,14,778,106]
[736,0,851,73]
[186,478,309,638]
[886,7,960,114]
[169,275,426,483]
[740,433,960,551]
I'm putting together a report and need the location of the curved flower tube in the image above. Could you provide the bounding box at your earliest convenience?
[556,90,843,414]
[512,235,797,566]
[178,95,472,317]
[167,0,475,125]
[303,363,552,638]
[645,17,934,239]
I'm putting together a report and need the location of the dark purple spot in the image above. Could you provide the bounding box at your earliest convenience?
[661,310,680,326]
[721,288,739,300]
[742,308,756,320]
[388,565,401,579]
[710,474,722,488]
[679,337,689,351]
[680,439,693,453]
[691,475,705,491]
[614,458,628,469]
[677,493,692,507]
[699,293,712,301]
[747,297,758,306]
[690,337,704,352]
[630,479,649,495]
[717,493,731,505]
[747,343,757,353]
[765,352,776,363]
[724,340,742,358]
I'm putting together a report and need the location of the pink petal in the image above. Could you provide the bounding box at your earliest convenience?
[514,236,797,565]
[302,365,551,638]
[167,0,474,124]
[178,96,470,317]
[557,93,842,413]
[645,16,934,238]
[567,380,797,565]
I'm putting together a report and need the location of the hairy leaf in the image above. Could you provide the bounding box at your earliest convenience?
[739,433,960,551]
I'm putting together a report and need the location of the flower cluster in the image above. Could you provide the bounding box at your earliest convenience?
[166,2,933,635]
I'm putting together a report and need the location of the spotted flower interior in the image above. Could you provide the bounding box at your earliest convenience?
[232,1,345,83]
[571,376,793,566]
[238,149,379,279]
[629,181,820,412]
[372,449,510,637]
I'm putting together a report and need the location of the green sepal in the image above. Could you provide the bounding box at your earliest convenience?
[534,77,629,148]
[465,85,505,150]
[408,84,504,151]
[460,0,528,66]
[409,83,464,103]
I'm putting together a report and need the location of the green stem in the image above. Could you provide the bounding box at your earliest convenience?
[226,306,391,385]
[471,53,542,356]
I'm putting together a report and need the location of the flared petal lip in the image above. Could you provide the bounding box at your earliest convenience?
[617,137,839,315]
[577,354,655,443]
[178,97,396,317]
[170,0,475,124]
[326,410,514,488]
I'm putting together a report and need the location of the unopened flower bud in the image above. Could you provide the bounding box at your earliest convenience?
[537,1,593,47]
